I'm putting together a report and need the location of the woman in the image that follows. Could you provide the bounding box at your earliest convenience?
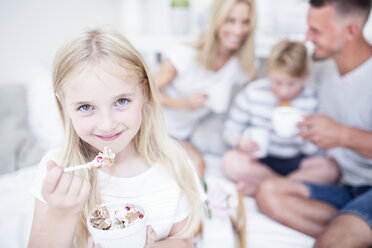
[154,0,257,175]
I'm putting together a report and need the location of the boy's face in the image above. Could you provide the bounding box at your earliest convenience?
[62,66,144,155]
[268,70,306,101]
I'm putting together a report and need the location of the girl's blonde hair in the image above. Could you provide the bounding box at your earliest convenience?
[53,26,202,246]
[194,0,257,78]
[266,40,308,78]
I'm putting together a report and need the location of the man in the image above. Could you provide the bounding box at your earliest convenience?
[255,0,372,247]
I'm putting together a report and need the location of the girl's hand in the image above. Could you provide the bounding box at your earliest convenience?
[184,92,207,110]
[41,160,91,217]
[144,225,157,248]
[86,236,102,248]
[238,135,259,156]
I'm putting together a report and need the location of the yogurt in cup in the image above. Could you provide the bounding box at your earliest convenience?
[87,202,147,248]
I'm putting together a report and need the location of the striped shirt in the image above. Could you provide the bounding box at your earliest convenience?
[224,78,319,158]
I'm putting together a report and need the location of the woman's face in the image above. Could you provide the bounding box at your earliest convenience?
[217,1,252,52]
[62,65,144,155]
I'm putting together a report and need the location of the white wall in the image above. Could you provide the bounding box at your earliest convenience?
[0,0,123,85]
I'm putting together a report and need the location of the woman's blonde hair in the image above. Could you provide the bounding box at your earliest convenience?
[194,0,257,78]
[266,40,308,78]
[53,26,202,246]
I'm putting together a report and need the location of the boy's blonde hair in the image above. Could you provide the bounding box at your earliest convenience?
[53,26,202,246]
[266,40,308,78]
[194,0,257,78]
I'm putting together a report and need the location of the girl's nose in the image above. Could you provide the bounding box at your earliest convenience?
[97,111,117,133]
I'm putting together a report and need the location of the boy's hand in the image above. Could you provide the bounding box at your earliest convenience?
[144,225,157,248]
[41,160,91,217]
[238,135,259,156]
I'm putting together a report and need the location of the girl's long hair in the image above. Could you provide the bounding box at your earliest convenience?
[194,0,257,78]
[53,26,202,246]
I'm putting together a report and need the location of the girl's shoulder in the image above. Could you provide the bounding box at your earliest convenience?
[40,148,62,164]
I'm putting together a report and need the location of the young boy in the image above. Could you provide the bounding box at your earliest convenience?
[222,40,340,196]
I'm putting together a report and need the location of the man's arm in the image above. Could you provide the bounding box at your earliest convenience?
[340,126,372,159]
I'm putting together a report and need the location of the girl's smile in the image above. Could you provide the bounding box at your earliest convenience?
[95,130,125,141]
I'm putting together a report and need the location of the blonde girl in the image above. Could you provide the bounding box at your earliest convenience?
[154,0,257,175]
[28,26,203,248]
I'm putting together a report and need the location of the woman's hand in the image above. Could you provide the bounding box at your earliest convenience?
[183,92,207,110]
[86,236,102,248]
[41,160,91,218]
[144,225,157,248]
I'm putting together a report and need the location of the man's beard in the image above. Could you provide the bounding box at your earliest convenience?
[312,52,329,61]
[311,45,341,61]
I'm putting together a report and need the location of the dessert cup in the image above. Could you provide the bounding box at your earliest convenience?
[87,202,147,248]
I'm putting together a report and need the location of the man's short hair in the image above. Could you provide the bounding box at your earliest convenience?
[309,0,371,23]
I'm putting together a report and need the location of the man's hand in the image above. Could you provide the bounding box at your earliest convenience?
[298,114,345,149]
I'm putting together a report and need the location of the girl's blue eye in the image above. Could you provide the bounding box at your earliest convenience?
[226,18,234,23]
[117,98,128,106]
[289,82,297,87]
[79,105,91,111]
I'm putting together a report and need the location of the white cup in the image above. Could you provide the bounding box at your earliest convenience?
[205,83,231,114]
[272,107,304,138]
[87,202,147,248]
[242,127,270,158]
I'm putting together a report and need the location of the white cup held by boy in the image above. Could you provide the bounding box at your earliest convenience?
[272,106,304,138]
[242,127,270,158]
[87,202,147,248]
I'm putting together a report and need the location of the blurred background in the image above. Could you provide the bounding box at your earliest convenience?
[0,0,371,174]
[1,0,370,85]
